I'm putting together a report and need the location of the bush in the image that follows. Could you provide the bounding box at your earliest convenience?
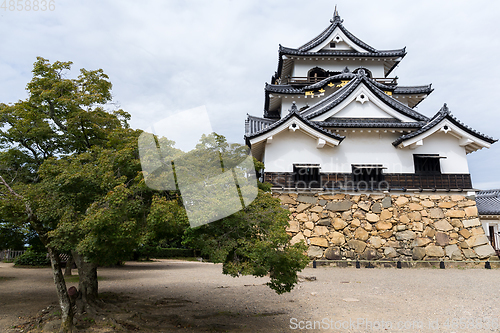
[14,251,51,267]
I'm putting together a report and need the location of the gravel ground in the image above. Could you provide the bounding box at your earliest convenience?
[1,260,500,332]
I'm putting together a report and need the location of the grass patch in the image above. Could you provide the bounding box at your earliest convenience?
[64,275,105,283]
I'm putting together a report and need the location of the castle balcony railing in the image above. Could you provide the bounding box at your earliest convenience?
[263,172,473,191]
[280,76,398,86]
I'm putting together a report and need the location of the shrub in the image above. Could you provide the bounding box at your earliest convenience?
[14,251,51,267]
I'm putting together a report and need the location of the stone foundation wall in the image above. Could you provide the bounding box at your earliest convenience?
[276,192,498,261]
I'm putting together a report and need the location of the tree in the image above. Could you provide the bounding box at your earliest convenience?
[0,58,309,332]
[0,57,127,332]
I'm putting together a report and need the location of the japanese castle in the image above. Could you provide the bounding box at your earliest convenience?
[244,9,496,192]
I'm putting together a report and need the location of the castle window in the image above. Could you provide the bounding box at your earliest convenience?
[413,154,444,174]
[293,164,321,188]
[352,164,385,186]
[330,42,336,48]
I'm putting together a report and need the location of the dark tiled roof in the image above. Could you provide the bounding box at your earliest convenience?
[280,45,406,58]
[301,71,429,122]
[265,83,303,94]
[316,118,424,128]
[476,189,500,215]
[392,104,497,146]
[245,103,345,143]
[394,85,433,95]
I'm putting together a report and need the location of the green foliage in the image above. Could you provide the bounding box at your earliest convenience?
[183,190,309,294]
[14,249,51,267]
[0,222,27,250]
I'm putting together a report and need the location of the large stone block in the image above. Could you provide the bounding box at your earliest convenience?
[395,196,409,206]
[384,247,398,258]
[474,244,496,259]
[422,227,436,238]
[462,218,481,228]
[329,232,346,246]
[434,219,453,232]
[296,203,311,213]
[425,245,445,257]
[317,218,331,226]
[395,230,416,241]
[445,244,460,258]
[463,248,478,259]
[296,213,309,222]
[310,205,323,213]
[313,226,329,236]
[286,221,300,233]
[354,227,369,241]
[381,197,392,208]
[366,213,379,223]
[310,237,329,248]
[429,208,445,219]
[279,194,296,205]
[332,218,347,230]
[380,209,392,220]
[435,232,450,246]
[438,201,457,209]
[360,248,380,260]
[358,201,371,212]
[324,247,341,260]
[412,247,426,260]
[307,245,324,259]
[347,240,367,253]
[409,203,423,211]
[466,235,489,248]
[445,210,466,218]
[326,200,352,212]
[412,237,431,247]
[290,232,305,245]
[375,221,392,231]
[421,200,435,208]
[368,236,383,249]
[297,194,318,205]
[372,203,382,213]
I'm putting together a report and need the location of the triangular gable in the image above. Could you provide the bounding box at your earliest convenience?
[308,26,369,53]
[302,72,429,123]
[246,107,345,160]
[298,13,376,53]
[393,104,497,153]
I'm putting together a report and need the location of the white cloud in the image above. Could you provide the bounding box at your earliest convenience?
[0,0,499,187]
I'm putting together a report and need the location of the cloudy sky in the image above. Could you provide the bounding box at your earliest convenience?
[0,0,499,189]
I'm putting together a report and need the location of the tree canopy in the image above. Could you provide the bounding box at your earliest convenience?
[0,58,309,332]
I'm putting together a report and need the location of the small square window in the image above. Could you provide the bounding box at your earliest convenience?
[351,165,385,185]
[329,42,336,48]
[414,154,442,174]
[293,164,321,188]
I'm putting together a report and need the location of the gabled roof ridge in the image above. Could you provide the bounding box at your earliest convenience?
[302,72,429,122]
[298,12,377,53]
[301,76,362,118]
[392,104,497,146]
[280,45,406,57]
[245,102,345,142]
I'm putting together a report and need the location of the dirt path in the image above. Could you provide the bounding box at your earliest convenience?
[1,260,500,332]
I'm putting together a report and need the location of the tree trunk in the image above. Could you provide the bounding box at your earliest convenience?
[72,251,98,308]
[64,253,74,276]
[47,246,74,333]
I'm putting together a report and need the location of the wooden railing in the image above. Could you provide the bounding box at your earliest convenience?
[0,249,26,261]
[264,172,472,190]
[281,76,398,86]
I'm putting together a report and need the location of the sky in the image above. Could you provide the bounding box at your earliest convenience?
[0,0,499,189]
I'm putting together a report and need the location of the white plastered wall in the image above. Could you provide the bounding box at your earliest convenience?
[292,60,385,78]
[263,130,470,174]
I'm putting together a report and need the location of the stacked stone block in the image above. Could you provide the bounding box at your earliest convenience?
[277,192,497,262]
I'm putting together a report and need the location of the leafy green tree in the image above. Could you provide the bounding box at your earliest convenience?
[0,57,127,332]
